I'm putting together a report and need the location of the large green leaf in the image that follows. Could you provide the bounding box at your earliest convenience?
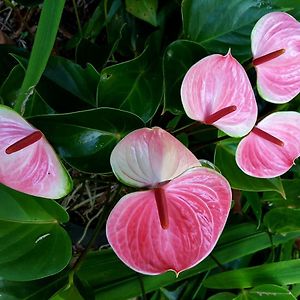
[163,40,207,115]
[125,0,158,26]
[14,0,65,114]
[204,260,300,289]
[214,139,285,195]
[0,184,71,281]
[235,285,296,300]
[97,42,163,122]
[208,293,237,300]
[0,64,54,117]
[263,179,300,207]
[77,223,300,300]
[182,0,279,61]
[0,276,67,300]
[29,108,144,173]
[14,55,100,107]
[264,208,300,234]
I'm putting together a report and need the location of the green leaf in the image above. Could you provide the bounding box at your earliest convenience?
[214,139,285,195]
[0,45,27,85]
[50,283,85,300]
[97,42,162,122]
[208,293,237,300]
[264,208,300,234]
[0,64,24,106]
[14,55,100,107]
[243,285,296,300]
[125,0,158,26]
[182,0,278,61]
[263,179,300,207]
[43,57,100,107]
[204,260,300,289]
[0,64,54,116]
[14,0,66,114]
[77,224,300,300]
[29,108,144,173]
[0,184,71,281]
[0,275,67,300]
[163,40,207,115]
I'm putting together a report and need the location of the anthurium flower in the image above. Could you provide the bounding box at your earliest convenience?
[107,127,232,275]
[0,105,72,198]
[251,12,300,103]
[236,112,300,178]
[180,51,257,137]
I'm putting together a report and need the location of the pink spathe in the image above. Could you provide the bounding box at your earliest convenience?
[180,51,257,137]
[251,12,300,103]
[107,127,232,275]
[236,112,300,178]
[0,105,72,199]
[110,127,200,188]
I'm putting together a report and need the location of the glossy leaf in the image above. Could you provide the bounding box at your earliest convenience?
[204,260,300,289]
[29,108,144,173]
[163,40,207,115]
[50,283,85,300]
[14,55,100,107]
[0,64,54,116]
[236,112,300,178]
[264,208,300,233]
[208,293,237,300]
[0,65,24,107]
[0,276,67,300]
[14,0,65,114]
[214,139,285,195]
[182,0,277,61]
[181,52,257,137]
[125,0,158,26]
[0,105,72,199]
[263,179,300,207]
[235,285,296,300]
[251,12,300,103]
[107,167,231,275]
[0,184,71,281]
[97,43,162,122]
[110,127,199,187]
[77,226,300,300]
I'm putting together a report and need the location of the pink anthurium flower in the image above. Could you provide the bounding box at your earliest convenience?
[251,12,300,103]
[236,112,300,178]
[0,104,72,198]
[107,127,232,275]
[181,51,257,137]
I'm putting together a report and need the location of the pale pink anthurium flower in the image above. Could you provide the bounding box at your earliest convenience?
[180,51,257,138]
[107,127,232,275]
[236,112,300,178]
[0,104,72,198]
[251,12,300,103]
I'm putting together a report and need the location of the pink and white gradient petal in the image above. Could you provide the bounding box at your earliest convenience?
[106,167,231,275]
[0,105,72,199]
[181,51,257,137]
[110,127,200,188]
[251,12,300,103]
[236,112,300,178]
